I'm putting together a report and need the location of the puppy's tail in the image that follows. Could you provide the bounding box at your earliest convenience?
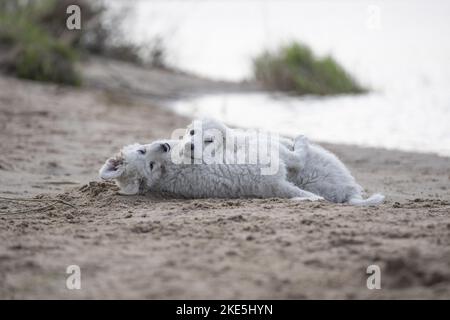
[348,193,385,206]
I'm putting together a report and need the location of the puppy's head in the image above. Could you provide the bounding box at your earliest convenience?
[99,143,148,195]
[141,140,176,188]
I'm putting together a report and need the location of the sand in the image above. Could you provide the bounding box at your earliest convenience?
[0,60,449,299]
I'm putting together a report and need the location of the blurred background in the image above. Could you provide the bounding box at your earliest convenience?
[130,0,450,156]
[1,0,450,156]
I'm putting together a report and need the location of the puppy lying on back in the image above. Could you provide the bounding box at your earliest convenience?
[99,140,322,201]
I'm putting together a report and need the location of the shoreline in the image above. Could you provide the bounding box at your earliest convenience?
[1,60,449,299]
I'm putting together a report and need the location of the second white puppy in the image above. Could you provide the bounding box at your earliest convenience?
[182,119,384,206]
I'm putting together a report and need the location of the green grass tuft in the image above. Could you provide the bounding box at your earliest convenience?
[0,0,164,85]
[0,2,81,86]
[253,42,367,96]
[16,39,81,85]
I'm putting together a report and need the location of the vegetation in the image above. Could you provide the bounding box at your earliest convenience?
[253,42,366,96]
[0,0,164,85]
[0,1,82,85]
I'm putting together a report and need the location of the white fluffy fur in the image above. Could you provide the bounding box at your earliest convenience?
[141,140,322,200]
[99,143,150,195]
[183,119,384,206]
[98,119,384,206]
[290,135,384,205]
[181,118,294,163]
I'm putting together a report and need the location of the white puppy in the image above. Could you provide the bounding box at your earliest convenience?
[177,118,300,179]
[98,140,322,200]
[183,119,384,206]
[180,118,294,163]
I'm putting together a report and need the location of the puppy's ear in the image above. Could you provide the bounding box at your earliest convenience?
[99,154,125,180]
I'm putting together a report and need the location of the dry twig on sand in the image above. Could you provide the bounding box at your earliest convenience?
[0,196,76,215]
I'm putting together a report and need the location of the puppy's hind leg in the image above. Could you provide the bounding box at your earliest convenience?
[293,134,310,163]
[273,181,323,201]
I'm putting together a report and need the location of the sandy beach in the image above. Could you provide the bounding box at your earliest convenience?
[0,59,449,299]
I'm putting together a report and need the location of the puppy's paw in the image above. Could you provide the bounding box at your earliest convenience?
[290,195,324,202]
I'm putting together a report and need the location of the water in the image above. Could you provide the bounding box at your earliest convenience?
[127,0,450,156]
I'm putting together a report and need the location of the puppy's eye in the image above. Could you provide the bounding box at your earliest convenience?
[149,162,154,170]
[190,130,195,136]
[161,143,171,152]
[204,138,214,144]
[137,149,146,155]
